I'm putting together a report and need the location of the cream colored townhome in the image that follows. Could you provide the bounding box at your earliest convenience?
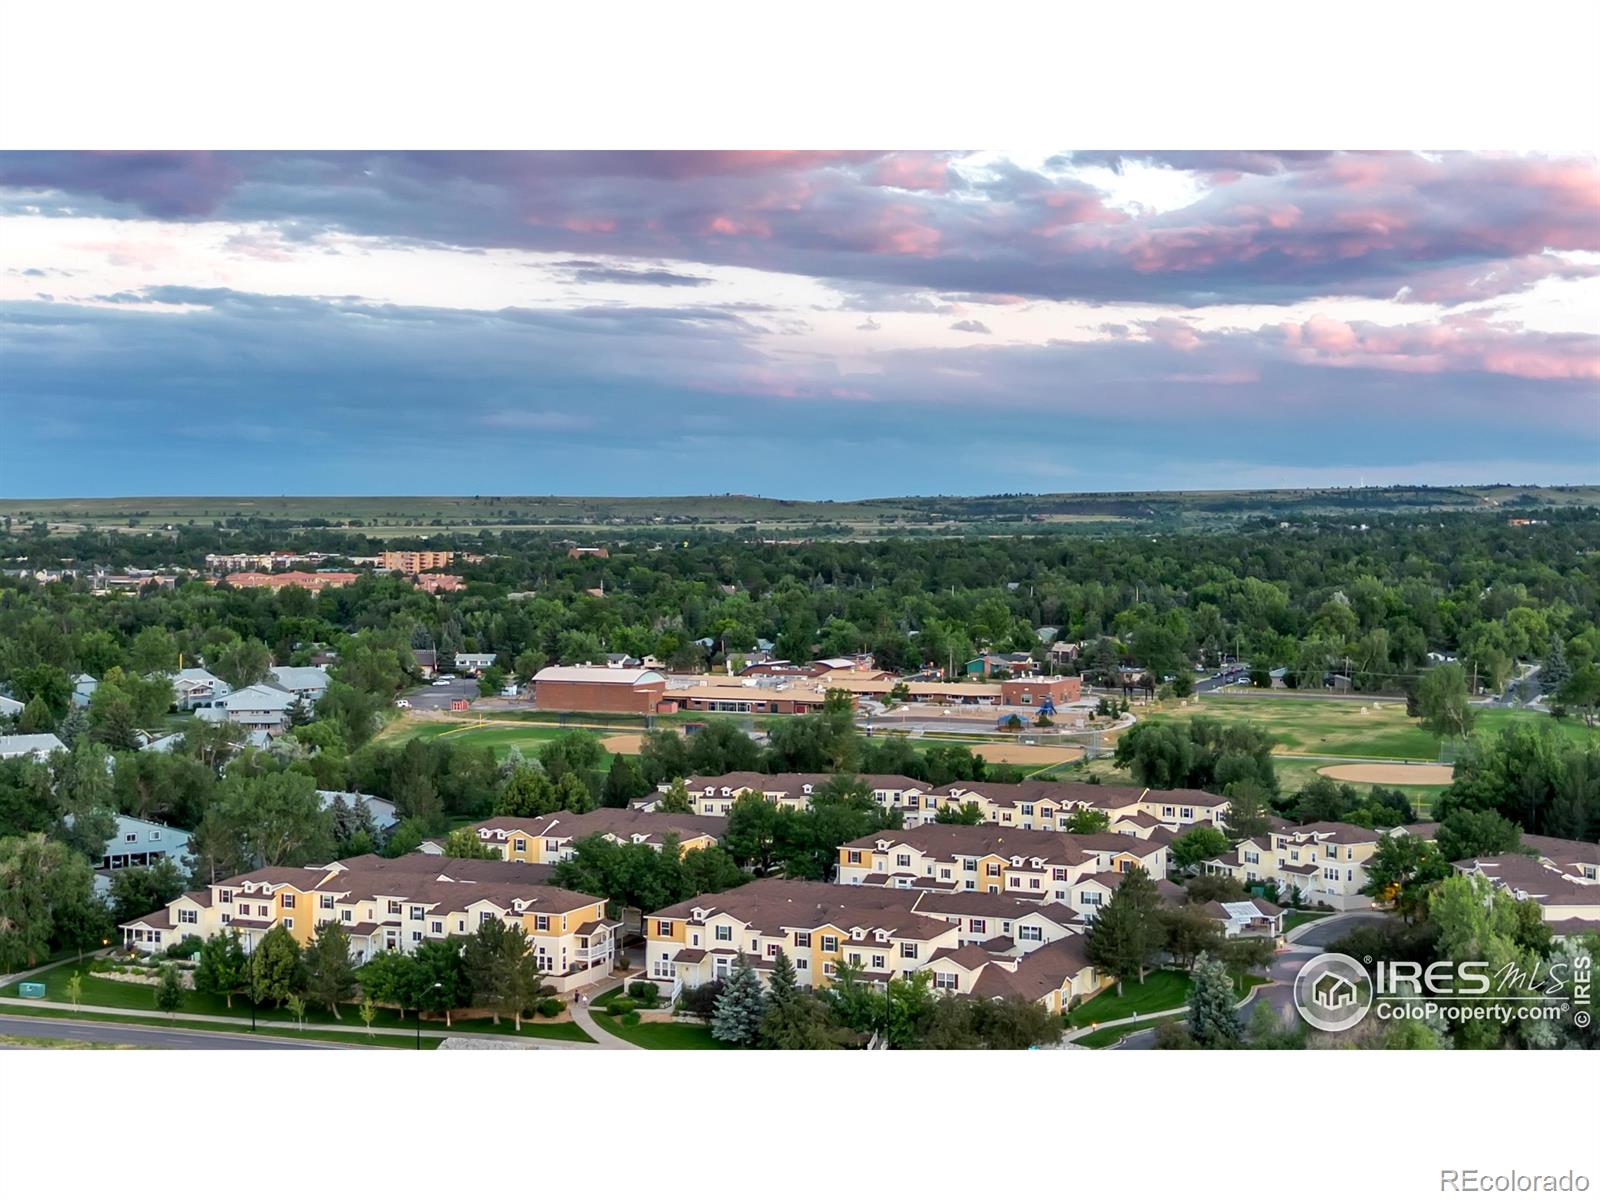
[836,824,1169,901]
[121,853,620,994]
[670,772,932,821]
[1456,834,1600,938]
[474,808,725,864]
[1202,820,1415,911]
[641,877,1113,1011]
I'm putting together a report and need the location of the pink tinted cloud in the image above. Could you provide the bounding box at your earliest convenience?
[869,153,952,192]
[1280,313,1600,380]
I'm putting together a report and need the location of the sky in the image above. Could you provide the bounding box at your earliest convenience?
[1,149,1597,499]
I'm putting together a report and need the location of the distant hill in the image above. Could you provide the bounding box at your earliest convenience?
[2,484,1596,539]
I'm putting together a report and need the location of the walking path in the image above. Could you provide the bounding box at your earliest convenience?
[566,983,641,1050]
[1060,979,1275,1046]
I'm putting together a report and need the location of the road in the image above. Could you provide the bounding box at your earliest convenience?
[0,1014,345,1050]
[1107,910,1395,1049]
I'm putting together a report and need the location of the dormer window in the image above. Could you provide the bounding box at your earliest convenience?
[802,785,813,794]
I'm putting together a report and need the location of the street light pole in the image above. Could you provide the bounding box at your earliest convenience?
[417,981,442,1050]
[249,938,258,1034]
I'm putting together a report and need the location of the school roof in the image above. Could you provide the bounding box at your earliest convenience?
[533,665,665,686]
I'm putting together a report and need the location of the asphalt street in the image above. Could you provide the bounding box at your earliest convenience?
[0,1014,350,1050]
[401,676,480,712]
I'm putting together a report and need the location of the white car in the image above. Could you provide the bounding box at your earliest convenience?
[394,698,412,709]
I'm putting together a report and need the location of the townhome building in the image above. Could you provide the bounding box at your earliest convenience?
[168,667,231,711]
[643,878,1112,1012]
[937,780,1230,832]
[671,772,931,819]
[121,854,618,993]
[1456,835,1600,937]
[474,809,725,864]
[836,824,1169,901]
[267,665,331,703]
[194,682,296,732]
[1203,820,1408,910]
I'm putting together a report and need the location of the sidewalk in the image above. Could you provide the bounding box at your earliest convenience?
[1061,979,1277,1046]
[566,984,640,1050]
[0,995,604,1050]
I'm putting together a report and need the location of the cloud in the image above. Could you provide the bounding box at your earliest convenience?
[6,150,1595,306]
[949,319,991,334]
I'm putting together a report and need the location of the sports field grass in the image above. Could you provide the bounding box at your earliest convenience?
[377,719,617,767]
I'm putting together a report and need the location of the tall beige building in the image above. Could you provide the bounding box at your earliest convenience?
[380,549,453,572]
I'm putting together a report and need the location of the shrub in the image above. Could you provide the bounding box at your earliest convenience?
[626,980,660,1006]
[604,996,637,1017]
[165,935,204,961]
[677,981,725,1019]
[620,1011,641,1027]
[536,997,564,1018]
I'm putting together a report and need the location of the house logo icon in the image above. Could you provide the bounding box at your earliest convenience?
[1293,952,1373,1032]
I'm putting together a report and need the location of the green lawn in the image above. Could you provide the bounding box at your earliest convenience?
[1068,969,1193,1027]
[12,962,593,1042]
[1074,1015,1174,1048]
[592,1010,731,1049]
[1282,910,1331,934]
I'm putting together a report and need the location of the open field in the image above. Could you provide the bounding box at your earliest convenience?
[376,718,618,767]
[8,484,1597,538]
[1317,762,1455,786]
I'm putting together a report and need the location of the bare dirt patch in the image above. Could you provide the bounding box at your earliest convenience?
[602,733,646,755]
[1316,762,1454,785]
[964,743,1085,766]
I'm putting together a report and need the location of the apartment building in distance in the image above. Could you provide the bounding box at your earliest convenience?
[474,809,725,864]
[663,772,1228,838]
[224,570,361,592]
[379,549,453,573]
[642,878,1108,1012]
[122,853,618,992]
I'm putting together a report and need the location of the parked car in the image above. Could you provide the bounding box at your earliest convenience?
[432,679,454,687]
[395,698,412,709]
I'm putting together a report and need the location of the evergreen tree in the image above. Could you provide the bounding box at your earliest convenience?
[1540,636,1570,693]
[304,920,358,1019]
[602,755,648,808]
[155,962,185,1013]
[1084,866,1162,994]
[1187,951,1242,1047]
[759,949,844,1049]
[710,954,767,1045]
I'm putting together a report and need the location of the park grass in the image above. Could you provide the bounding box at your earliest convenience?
[12,962,593,1042]
[589,983,731,1048]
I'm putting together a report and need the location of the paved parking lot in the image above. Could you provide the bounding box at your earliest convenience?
[401,676,480,712]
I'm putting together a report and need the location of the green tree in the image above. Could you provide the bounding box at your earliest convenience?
[759,948,846,1049]
[155,962,186,1014]
[1062,807,1111,834]
[212,638,273,689]
[655,779,693,814]
[723,792,783,874]
[1186,951,1241,1047]
[602,755,649,808]
[934,800,986,825]
[304,920,358,1020]
[66,971,84,1010]
[441,827,495,859]
[1221,780,1274,841]
[1083,866,1163,994]
[710,954,767,1045]
[250,925,306,1007]
[1436,809,1523,861]
[1169,826,1230,872]
[1416,662,1476,739]
[0,834,110,971]
[108,859,188,926]
[1362,833,1451,922]
[193,931,248,1007]
[1555,663,1600,726]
